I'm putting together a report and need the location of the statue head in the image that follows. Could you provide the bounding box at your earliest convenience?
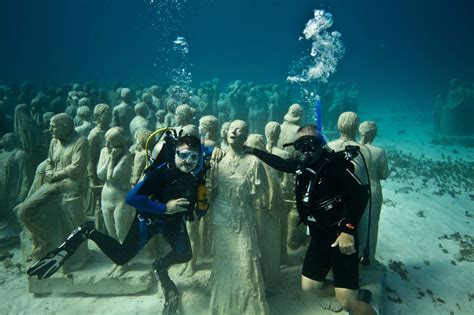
[265,121,281,143]
[120,88,133,104]
[166,98,177,112]
[175,104,195,126]
[78,97,91,108]
[284,103,304,124]
[135,128,153,150]
[199,115,218,138]
[220,121,231,143]
[76,105,92,121]
[180,124,199,137]
[359,121,377,145]
[42,112,54,129]
[155,109,166,123]
[104,127,127,154]
[245,134,266,151]
[337,111,359,140]
[0,133,19,151]
[150,85,161,97]
[134,102,149,118]
[94,103,112,127]
[227,120,248,147]
[141,92,153,106]
[50,113,75,141]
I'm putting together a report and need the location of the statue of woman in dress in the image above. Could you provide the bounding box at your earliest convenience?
[209,120,269,315]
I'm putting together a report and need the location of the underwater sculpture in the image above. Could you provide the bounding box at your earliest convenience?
[155,109,167,129]
[327,111,372,258]
[17,113,89,270]
[14,103,43,166]
[141,92,158,128]
[112,88,135,139]
[359,121,389,264]
[86,104,112,225]
[164,98,177,128]
[197,115,219,257]
[245,133,281,293]
[278,103,307,250]
[174,104,196,135]
[97,127,135,277]
[0,133,32,239]
[209,120,269,315]
[247,87,266,134]
[131,128,153,187]
[216,93,229,126]
[218,121,231,153]
[264,121,292,265]
[129,102,151,139]
[74,105,93,137]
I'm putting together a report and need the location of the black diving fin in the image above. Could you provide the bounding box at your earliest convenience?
[27,222,94,279]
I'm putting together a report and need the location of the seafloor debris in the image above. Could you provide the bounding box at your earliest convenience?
[439,233,474,262]
[382,198,397,207]
[385,286,403,304]
[388,150,473,198]
[388,260,409,281]
[416,210,425,218]
[0,250,13,262]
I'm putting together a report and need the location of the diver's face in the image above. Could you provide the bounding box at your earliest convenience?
[175,144,199,173]
[227,122,247,145]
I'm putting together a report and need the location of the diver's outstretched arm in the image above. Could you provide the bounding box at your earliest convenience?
[244,146,298,173]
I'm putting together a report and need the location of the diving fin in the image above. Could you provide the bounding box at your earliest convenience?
[27,222,94,279]
[162,284,180,315]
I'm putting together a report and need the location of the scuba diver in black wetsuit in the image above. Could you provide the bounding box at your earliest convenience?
[243,125,377,315]
[27,134,209,315]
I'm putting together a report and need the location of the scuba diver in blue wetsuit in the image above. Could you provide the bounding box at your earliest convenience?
[27,133,209,315]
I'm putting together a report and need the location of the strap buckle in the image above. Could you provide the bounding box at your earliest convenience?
[137,213,153,225]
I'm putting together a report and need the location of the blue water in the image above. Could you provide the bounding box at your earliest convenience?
[1,0,473,106]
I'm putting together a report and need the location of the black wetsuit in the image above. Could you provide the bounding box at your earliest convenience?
[249,148,369,289]
[88,162,198,274]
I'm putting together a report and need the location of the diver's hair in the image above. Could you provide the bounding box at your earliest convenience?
[297,124,318,135]
[176,134,201,152]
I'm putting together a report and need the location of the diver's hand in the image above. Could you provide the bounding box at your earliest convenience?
[242,145,255,154]
[166,198,190,214]
[211,147,225,163]
[331,232,356,255]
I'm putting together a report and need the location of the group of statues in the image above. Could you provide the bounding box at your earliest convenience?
[0,80,387,314]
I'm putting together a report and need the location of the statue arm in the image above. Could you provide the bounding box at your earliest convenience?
[378,149,389,180]
[97,147,109,181]
[108,153,132,187]
[16,151,33,202]
[59,137,89,180]
[87,135,101,182]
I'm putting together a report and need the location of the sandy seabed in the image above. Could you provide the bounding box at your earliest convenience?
[0,103,473,315]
